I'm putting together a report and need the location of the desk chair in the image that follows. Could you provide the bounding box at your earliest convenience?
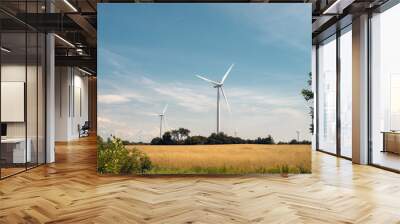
[79,121,90,138]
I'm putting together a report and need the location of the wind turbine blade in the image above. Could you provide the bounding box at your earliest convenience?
[221,64,234,84]
[162,104,168,114]
[196,75,219,85]
[220,87,231,113]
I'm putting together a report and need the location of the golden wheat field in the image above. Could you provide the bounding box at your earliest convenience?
[128,144,311,174]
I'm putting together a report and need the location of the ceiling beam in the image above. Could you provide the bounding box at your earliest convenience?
[55,55,96,74]
[67,14,97,38]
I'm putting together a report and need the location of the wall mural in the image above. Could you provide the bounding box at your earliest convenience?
[97,4,312,175]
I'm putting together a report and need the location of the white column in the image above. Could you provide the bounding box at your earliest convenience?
[55,67,73,141]
[45,0,56,163]
[352,14,369,164]
[46,33,55,163]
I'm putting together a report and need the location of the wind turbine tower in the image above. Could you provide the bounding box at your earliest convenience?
[158,104,168,138]
[196,64,234,133]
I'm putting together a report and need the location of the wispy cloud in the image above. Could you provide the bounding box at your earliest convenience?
[138,76,305,117]
[99,73,309,141]
[98,92,147,104]
[98,48,139,75]
[98,115,159,142]
[154,86,214,112]
[98,94,131,104]
[220,5,310,53]
[139,76,215,113]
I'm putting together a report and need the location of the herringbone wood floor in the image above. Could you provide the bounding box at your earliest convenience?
[1,137,400,224]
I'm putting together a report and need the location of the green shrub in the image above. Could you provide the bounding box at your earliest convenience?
[280,164,289,174]
[297,164,311,174]
[97,136,152,174]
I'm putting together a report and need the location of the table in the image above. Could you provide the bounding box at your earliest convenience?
[1,138,31,164]
[382,131,400,154]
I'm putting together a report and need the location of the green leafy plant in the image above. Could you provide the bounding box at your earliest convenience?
[297,164,311,174]
[280,164,290,177]
[301,72,314,134]
[97,136,152,174]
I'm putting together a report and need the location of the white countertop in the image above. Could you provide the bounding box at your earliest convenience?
[1,138,28,143]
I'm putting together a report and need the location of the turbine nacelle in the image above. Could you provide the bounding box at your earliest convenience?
[213,83,223,88]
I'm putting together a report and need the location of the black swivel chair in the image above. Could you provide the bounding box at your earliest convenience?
[79,121,90,138]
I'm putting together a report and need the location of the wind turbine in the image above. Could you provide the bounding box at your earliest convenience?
[196,64,234,133]
[158,104,168,138]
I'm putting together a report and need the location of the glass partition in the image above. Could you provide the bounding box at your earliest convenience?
[1,31,28,177]
[0,2,46,179]
[317,35,337,154]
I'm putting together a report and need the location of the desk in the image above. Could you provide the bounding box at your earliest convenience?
[1,138,31,163]
[382,132,400,154]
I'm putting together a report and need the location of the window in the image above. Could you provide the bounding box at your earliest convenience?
[371,3,400,171]
[339,26,352,158]
[317,35,337,154]
[390,74,400,130]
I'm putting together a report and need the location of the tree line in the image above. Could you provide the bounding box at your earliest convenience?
[121,128,311,145]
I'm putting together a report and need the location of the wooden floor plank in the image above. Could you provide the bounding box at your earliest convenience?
[0,136,399,223]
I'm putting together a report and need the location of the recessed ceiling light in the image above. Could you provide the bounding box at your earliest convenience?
[54,34,75,48]
[63,0,78,12]
[78,67,93,76]
[1,47,11,53]
[322,0,354,15]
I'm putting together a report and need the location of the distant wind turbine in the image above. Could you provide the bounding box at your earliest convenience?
[196,64,234,133]
[158,104,168,138]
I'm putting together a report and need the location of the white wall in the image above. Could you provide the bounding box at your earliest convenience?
[1,65,26,136]
[55,67,89,141]
[55,67,69,141]
[72,73,89,138]
[1,63,46,164]
[1,65,38,138]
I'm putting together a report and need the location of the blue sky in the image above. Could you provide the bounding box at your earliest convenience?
[98,4,311,142]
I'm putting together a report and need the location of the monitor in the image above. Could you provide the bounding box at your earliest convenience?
[1,123,7,137]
